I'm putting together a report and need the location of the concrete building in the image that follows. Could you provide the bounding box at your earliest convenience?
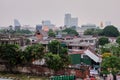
[14,19,21,31]
[77,24,97,35]
[62,36,101,65]
[64,13,78,27]
[0,34,26,46]
[36,24,42,31]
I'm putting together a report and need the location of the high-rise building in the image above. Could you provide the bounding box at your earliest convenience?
[64,14,71,27]
[71,18,78,27]
[14,19,21,31]
[77,24,97,35]
[64,13,78,27]
[42,20,55,31]
[36,25,42,31]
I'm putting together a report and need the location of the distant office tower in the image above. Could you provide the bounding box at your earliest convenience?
[64,14,71,27]
[14,19,21,31]
[71,18,78,27]
[64,13,78,27]
[42,20,55,31]
[79,24,97,34]
[36,25,42,31]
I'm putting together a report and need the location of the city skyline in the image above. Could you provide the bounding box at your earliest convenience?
[0,0,120,27]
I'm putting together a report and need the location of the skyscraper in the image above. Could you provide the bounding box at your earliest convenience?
[42,20,55,31]
[36,24,42,31]
[64,13,78,27]
[14,19,21,31]
[64,14,71,27]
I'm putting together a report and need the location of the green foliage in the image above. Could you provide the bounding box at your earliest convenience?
[100,43,120,57]
[116,36,120,44]
[84,28,103,36]
[48,40,68,55]
[98,37,110,46]
[15,29,32,34]
[101,56,120,74]
[59,54,71,68]
[46,40,71,72]
[44,53,63,71]
[48,29,56,37]
[48,40,61,54]
[0,29,32,35]
[103,25,119,37]
[102,53,112,58]
[0,44,20,65]
[0,44,22,72]
[62,28,78,36]
[24,44,45,63]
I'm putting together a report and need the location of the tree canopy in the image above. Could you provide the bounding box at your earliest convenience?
[84,28,103,36]
[48,40,61,54]
[101,56,120,74]
[116,36,120,45]
[48,29,56,37]
[24,44,45,63]
[46,40,71,74]
[98,37,110,46]
[44,53,63,72]
[102,25,119,37]
[62,28,79,36]
[0,44,22,72]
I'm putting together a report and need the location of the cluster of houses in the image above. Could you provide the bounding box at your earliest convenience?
[0,29,117,70]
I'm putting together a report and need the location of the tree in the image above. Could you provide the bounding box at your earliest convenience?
[44,53,63,75]
[98,37,110,46]
[0,44,21,72]
[102,25,119,37]
[102,53,112,58]
[15,29,32,34]
[84,28,94,35]
[84,28,103,36]
[24,44,45,64]
[48,40,68,55]
[100,43,120,57]
[101,56,120,75]
[62,28,79,36]
[116,36,120,44]
[48,29,56,37]
[48,40,61,54]
[47,40,71,74]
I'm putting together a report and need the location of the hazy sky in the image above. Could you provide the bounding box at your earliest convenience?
[0,0,120,27]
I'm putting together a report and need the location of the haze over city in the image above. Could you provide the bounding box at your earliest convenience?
[0,0,120,27]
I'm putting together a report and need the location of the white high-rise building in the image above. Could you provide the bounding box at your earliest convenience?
[64,13,78,27]
[14,19,21,31]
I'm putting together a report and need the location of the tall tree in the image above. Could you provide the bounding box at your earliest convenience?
[62,28,79,36]
[48,40,61,54]
[98,37,110,46]
[0,44,21,72]
[84,28,103,36]
[47,40,71,74]
[102,25,119,37]
[44,53,63,75]
[48,29,56,37]
[116,36,120,44]
[101,56,120,75]
[24,44,45,64]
